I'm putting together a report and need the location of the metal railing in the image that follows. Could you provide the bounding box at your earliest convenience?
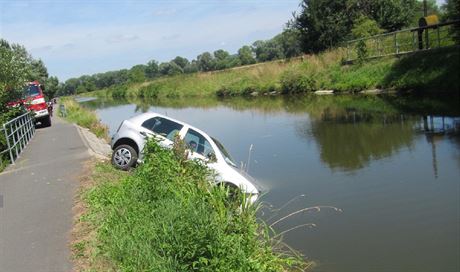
[345,20,460,62]
[0,112,36,165]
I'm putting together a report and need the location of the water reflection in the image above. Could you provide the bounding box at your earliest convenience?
[305,117,415,172]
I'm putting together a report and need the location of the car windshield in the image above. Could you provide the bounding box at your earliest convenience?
[23,85,40,98]
[211,137,237,167]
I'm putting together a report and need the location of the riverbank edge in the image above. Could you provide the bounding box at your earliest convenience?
[64,98,313,271]
[81,46,459,100]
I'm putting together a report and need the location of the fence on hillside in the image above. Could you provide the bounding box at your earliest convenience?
[345,20,460,62]
[0,112,36,165]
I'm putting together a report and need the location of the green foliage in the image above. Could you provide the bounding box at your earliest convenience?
[160,61,184,76]
[129,64,147,83]
[1,39,38,166]
[79,140,309,271]
[171,56,190,70]
[382,47,460,91]
[197,52,216,72]
[280,66,317,94]
[61,98,109,139]
[145,59,160,79]
[292,0,417,52]
[252,40,284,62]
[352,16,384,39]
[356,40,368,63]
[238,45,256,65]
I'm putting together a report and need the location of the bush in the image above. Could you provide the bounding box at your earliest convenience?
[280,68,317,94]
[83,139,309,271]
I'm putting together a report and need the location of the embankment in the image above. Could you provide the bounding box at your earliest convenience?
[66,99,313,271]
[85,46,459,99]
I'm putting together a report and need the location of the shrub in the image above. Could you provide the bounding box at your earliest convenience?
[83,139,310,271]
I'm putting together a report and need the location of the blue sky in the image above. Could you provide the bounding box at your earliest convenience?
[0,0,300,81]
[0,0,446,81]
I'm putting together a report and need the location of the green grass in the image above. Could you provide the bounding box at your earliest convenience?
[73,140,312,271]
[84,46,459,100]
[61,98,109,139]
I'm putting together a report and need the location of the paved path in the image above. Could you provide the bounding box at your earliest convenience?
[0,115,91,272]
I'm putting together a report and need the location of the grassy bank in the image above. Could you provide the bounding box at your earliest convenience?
[60,97,109,139]
[86,46,459,99]
[72,140,312,271]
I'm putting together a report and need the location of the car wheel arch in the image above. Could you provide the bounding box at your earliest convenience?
[113,137,139,155]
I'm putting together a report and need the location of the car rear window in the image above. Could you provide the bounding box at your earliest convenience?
[142,117,183,141]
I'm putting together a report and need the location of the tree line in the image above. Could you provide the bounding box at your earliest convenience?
[58,0,458,96]
[56,28,303,96]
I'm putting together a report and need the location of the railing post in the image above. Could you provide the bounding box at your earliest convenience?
[394,32,398,54]
[437,27,441,47]
[3,123,14,164]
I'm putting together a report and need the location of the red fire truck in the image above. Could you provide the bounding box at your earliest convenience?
[8,81,51,127]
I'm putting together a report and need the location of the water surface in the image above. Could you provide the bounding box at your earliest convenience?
[82,95,460,272]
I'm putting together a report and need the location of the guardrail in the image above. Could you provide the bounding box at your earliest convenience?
[345,20,460,62]
[0,112,36,165]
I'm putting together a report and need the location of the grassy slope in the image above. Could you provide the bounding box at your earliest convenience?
[72,141,313,272]
[60,98,109,139]
[86,46,459,99]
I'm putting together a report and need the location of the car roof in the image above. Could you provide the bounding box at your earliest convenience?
[128,112,209,137]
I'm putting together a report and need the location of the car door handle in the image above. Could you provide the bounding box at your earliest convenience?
[140,131,148,137]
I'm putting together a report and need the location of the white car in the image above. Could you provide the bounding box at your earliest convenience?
[110,112,260,202]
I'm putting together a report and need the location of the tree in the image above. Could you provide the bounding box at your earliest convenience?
[293,0,353,52]
[213,49,231,70]
[197,52,215,71]
[184,60,199,73]
[252,40,284,62]
[129,65,146,83]
[238,45,256,65]
[145,60,159,79]
[171,56,189,70]
[292,0,417,52]
[442,0,460,21]
[28,59,48,83]
[274,29,303,58]
[159,62,183,76]
[44,76,59,98]
[351,15,384,39]
[442,0,460,42]
[368,0,417,31]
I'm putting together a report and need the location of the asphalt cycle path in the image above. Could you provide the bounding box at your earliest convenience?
[0,115,90,272]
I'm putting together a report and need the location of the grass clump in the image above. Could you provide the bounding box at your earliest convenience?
[78,139,311,271]
[61,98,109,139]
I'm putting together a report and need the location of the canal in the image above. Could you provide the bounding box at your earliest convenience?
[81,94,460,272]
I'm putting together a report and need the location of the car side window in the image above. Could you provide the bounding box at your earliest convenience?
[183,129,214,157]
[141,117,183,141]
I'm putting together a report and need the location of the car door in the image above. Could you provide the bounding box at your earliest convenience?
[140,116,184,148]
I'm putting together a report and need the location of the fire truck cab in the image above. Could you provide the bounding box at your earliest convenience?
[12,81,51,127]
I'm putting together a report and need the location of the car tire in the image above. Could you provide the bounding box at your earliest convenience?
[44,115,52,127]
[219,182,241,202]
[112,144,138,171]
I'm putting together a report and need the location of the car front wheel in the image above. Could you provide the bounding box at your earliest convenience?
[112,144,138,170]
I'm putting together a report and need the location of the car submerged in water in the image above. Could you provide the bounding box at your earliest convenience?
[110,112,260,202]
